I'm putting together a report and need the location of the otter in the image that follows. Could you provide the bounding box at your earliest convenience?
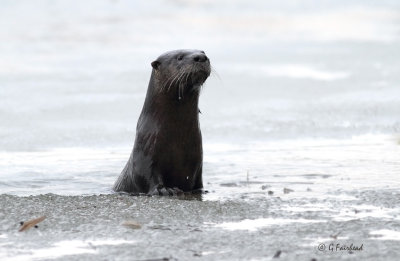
[113,49,211,195]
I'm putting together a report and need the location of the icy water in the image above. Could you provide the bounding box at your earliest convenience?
[1,0,400,260]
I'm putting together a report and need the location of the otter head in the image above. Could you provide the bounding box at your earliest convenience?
[151,49,211,99]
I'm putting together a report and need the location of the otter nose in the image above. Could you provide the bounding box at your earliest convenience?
[193,54,208,62]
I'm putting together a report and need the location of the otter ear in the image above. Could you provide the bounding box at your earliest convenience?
[151,60,161,70]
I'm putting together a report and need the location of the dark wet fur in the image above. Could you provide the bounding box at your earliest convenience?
[113,49,211,195]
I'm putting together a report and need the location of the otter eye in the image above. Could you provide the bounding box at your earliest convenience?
[177,55,183,61]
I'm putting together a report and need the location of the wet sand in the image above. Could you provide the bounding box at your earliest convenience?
[1,188,400,260]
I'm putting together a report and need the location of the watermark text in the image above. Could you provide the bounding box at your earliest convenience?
[318,243,364,253]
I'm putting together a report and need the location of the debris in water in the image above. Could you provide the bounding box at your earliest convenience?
[220,183,239,187]
[273,250,282,258]
[283,188,294,194]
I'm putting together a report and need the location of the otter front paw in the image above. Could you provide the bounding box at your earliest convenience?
[149,184,184,196]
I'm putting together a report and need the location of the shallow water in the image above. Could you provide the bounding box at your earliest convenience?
[1,0,400,260]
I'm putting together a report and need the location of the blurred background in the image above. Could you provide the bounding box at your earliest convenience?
[1,0,399,151]
[0,0,399,195]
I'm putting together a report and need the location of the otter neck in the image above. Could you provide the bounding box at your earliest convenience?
[142,73,200,123]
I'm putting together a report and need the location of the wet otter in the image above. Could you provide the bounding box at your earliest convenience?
[113,49,211,195]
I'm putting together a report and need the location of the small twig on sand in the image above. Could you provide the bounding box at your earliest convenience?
[19,216,46,232]
[122,220,142,229]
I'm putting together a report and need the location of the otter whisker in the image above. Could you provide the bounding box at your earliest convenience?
[177,71,189,100]
[160,71,180,91]
[178,65,195,99]
[184,66,193,86]
[161,71,176,92]
[210,65,220,80]
[170,68,186,90]
[162,69,183,92]
[178,81,183,100]
[182,68,193,98]
[168,69,186,92]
